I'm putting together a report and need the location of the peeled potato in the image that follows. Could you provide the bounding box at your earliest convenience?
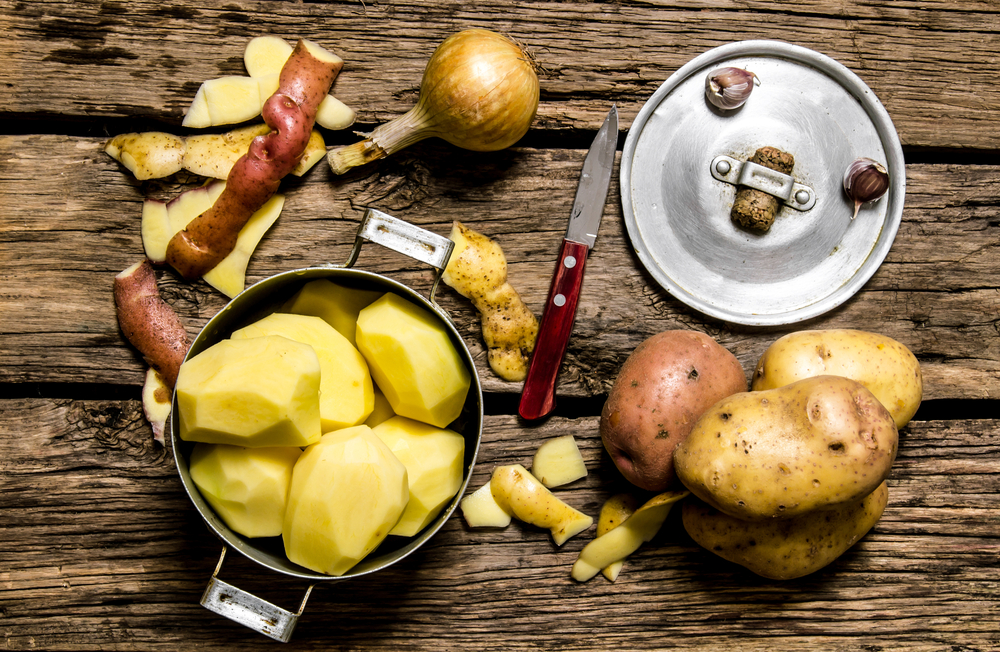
[189,443,301,538]
[372,416,465,537]
[231,313,374,432]
[532,435,587,488]
[175,335,322,448]
[356,293,471,428]
[283,426,409,576]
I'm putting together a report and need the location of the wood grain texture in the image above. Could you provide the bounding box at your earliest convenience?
[1,1,999,149]
[3,1,999,648]
[2,136,998,400]
[1,398,998,651]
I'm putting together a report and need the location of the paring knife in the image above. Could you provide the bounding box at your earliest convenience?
[519,105,618,420]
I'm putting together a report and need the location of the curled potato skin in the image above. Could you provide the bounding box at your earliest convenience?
[490,464,592,545]
[167,40,342,280]
[675,375,897,521]
[113,260,190,389]
[752,328,922,429]
[442,222,538,381]
[682,481,889,580]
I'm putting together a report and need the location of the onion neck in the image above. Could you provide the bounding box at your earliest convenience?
[326,103,434,175]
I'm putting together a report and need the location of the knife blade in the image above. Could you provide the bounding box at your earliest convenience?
[519,105,618,420]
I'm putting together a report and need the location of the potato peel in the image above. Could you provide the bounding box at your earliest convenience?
[572,490,688,582]
[442,222,538,382]
[596,493,639,581]
[490,464,592,546]
[113,259,190,389]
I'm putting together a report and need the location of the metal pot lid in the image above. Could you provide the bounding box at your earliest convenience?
[620,40,905,326]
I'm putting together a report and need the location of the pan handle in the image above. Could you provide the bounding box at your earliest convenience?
[200,547,315,643]
[341,208,455,306]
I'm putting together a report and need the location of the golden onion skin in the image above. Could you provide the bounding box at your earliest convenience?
[328,29,539,174]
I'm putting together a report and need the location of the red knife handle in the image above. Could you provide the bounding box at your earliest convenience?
[519,239,589,420]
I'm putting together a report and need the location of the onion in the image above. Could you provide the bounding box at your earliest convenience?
[327,29,539,174]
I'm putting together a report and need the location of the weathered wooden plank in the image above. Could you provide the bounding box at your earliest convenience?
[1,398,998,650]
[1,1,999,149]
[2,135,998,400]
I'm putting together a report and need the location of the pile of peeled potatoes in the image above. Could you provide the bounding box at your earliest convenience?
[600,328,921,580]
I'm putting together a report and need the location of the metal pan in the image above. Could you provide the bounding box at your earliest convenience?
[621,40,905,326]
[170,208,483,642]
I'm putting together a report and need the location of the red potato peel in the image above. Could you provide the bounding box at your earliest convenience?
[114,260,190,389]
[166,39,343,280]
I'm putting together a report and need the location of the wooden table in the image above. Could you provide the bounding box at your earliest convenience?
[3,2,999,649]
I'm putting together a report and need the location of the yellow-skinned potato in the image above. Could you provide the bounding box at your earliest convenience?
[752,329,922,428]
[674,375,897,521]
[682,481,888,580]
[490,464,592,545]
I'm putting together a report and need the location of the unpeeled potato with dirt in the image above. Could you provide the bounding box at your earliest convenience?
[674,375,897,521]
[600,330,747,491]
[752,329,922,429]
[682,481,889,580]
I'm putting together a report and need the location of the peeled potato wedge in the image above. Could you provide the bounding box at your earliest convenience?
[532,434,587,488]
[460,480,513,528]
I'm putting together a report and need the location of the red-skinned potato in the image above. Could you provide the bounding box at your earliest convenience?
[600,330,747,491]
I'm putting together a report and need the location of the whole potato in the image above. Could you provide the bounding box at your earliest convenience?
[753,329,922,429]
[674,375,897,520]
[682,481,888,580]
[600,330,747,491]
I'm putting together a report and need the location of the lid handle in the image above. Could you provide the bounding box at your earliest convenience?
[711,155,816,211]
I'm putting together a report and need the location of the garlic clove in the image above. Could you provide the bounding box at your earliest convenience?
[843,157,890,219]
[705,67,759,110]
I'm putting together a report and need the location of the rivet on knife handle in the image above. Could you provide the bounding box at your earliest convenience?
[518,239,589,420]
